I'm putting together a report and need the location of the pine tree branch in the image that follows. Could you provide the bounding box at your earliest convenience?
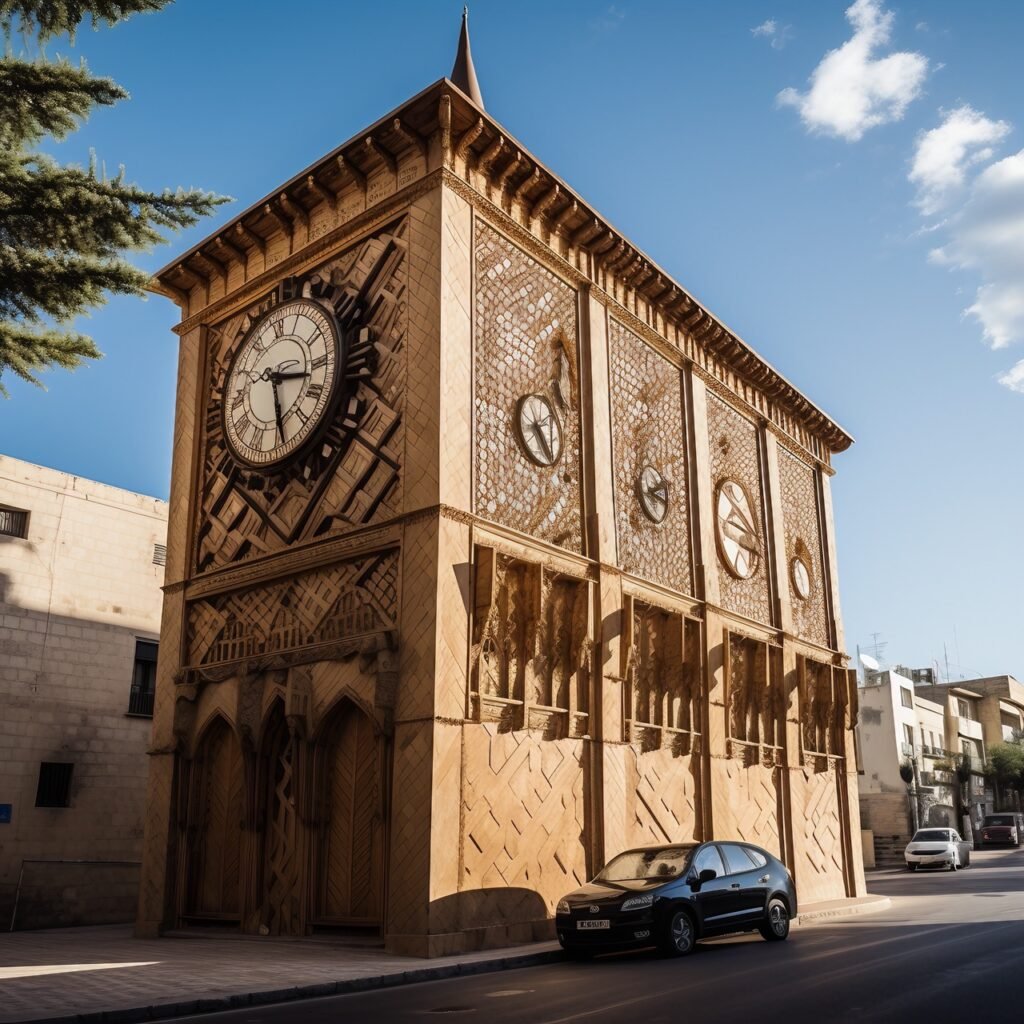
[0,1,170,44]
[0,320,100,395]
[0,57,125,143]
[1,152,231,254]
[0,245,150,322]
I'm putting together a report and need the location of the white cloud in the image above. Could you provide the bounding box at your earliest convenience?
[997,360,1024,393]
[752,18,794,50]
[909,106,1010,214]
[777,0,928,141]
[929,150,1024,353]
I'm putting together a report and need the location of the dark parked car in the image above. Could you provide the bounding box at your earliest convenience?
[979,813,1024,847]
[556,841,797,958]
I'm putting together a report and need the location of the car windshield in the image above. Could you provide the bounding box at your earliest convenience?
[596,847,694,882]
[913,830,952,842]
[985,816,1014,826]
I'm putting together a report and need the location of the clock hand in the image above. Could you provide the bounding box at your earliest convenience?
[270,370,310,381]
[271,378,286,445]
[531,422,553,462]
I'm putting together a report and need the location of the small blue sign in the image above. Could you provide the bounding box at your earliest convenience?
[0,804,11,824]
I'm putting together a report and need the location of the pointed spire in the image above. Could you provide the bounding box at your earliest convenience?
[451,6,484,109]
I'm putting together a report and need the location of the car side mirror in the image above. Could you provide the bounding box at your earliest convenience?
[698,868,717,884]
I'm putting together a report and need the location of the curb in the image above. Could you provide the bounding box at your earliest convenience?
[794,895,891,925]
[22,948,565,1024]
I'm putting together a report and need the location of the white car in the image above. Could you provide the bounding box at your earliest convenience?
[904,828,972,871]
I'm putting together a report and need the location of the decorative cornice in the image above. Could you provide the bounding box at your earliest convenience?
[154,79,852,458]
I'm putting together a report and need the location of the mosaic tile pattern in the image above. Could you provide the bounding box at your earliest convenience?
[777,448,831,648]
[608,319,692,594]
[473,221,582,552]
[707,395,772,625]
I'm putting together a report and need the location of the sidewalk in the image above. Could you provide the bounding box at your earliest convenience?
[0,895,890,1024]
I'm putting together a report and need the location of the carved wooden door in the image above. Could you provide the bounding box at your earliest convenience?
[318,704,384,928]
[261,707,303,935]
[186,719,242,919]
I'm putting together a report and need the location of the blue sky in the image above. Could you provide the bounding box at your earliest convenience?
[1,1,1021,680]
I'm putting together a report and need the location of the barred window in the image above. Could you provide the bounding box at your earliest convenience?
[128,640,158,717]
[0,505,29,539]
[36,762,73,807]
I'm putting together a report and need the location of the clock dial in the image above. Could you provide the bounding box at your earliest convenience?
[791,556,811,600]
[223,299,340,468]
[637,465,669,523]
[715,478,761,580]
[516,393,563,466]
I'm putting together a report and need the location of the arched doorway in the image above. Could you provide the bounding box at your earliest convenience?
[184,716,243,922]
[315,700,386,931]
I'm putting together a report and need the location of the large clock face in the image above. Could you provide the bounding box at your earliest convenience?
[516,393,563,466]
[715,478,761,580]
[637,465,669,523]
[223,300,341,468]
[791,556,811,600]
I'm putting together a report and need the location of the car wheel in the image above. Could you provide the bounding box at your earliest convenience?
[759,898,790,942]
[659,909,696,957]
[906,863,917,872]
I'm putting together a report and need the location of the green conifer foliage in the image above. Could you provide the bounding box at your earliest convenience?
[0,0,229,394]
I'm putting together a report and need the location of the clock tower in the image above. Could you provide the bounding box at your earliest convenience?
[138,12,864,954]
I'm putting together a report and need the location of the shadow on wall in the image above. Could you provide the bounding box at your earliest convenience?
[0,566,152,931]
[429,887,552,950]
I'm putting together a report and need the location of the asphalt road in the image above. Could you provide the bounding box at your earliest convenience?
[180,847,1024,1024]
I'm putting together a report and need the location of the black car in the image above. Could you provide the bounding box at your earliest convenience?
[556,841,797,957]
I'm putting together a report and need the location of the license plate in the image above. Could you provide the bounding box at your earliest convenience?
[577,920,610,930]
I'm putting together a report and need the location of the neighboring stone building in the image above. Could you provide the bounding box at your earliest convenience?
[138,18,864,955]
[0,455,166,929]
[858,665,994,865]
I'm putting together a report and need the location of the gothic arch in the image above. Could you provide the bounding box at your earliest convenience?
[183,713,243,921]
[312,697,387,930]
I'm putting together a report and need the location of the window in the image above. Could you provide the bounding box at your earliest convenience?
[0,505,29,539]
[957,698,973,720]
[152,543,167,566]
[720,843,766,875]
[35,762,73,807]
[128,640,158,717]
[903,724,915,747]
[900,687,913,709]
[693,845,725,879]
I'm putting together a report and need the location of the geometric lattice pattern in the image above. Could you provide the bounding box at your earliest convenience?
[609,319,692,594]
[626,748,702,847]
[802,769,843,880]
[707,394,772,625]
[186,549,398,666]
[462,727,587,916]
[777,447,830,647]
[473,221,582,552]
[718,760,781,858]
[194,218,408,572]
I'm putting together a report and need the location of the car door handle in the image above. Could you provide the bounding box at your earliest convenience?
[758,875,770,883]
[730,883,741,889]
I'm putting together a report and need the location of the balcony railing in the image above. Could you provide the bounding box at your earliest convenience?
[127,686,154,717]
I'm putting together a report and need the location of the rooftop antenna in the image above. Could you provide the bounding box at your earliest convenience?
[944,642,950,685]
[866,632,888,667]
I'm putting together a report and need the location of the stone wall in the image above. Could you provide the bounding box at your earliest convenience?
[0,455,165,929]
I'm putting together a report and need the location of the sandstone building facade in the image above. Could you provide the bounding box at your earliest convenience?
[0,455,166,928]
[139,53,864,955]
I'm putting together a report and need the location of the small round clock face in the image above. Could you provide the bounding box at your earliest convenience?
[791,556,812,600]
[516,393,563,466]
[637,465,669,523]
[715,478,761,579]
[223,300,340,468]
